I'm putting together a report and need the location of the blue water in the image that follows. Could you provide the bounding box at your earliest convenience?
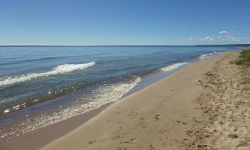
[0,46,238,139]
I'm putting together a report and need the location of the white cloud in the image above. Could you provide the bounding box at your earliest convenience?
[219,32,241,42]
[188,37,194,40]
[219,31,229,35]
[181,30,247,43]
[199,31,241,42]
[180,37,195,41]
[230,37,241,42]
[199,36,214,41]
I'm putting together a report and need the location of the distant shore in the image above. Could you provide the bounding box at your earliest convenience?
[0,44,249,47]
[40,52,245,150]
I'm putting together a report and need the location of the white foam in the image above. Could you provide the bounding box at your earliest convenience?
[161,62,188,72]
[0,77,141,139]
[199,52,217,59]
[3,109,9,113]
[0,62,95,87]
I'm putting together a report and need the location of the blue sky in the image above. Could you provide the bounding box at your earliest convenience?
[0,0,250,45]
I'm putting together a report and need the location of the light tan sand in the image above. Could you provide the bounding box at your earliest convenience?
[43,53,236,150]
[42,51,250,150]
[184,52,250,150]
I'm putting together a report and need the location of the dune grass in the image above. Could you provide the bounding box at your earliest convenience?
[235,49,250,67]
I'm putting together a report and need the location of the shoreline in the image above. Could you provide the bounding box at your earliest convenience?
[0,102,113,150]
[42,52,235,150]
[0,57,191,149]
[0,57,190,142]
[0,51,240,150]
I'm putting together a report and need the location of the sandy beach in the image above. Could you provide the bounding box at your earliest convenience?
[1,51,249,150]
[41,51,249,150]
[1,1,250,150]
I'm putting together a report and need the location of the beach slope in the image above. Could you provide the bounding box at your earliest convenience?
[43,52,245,150]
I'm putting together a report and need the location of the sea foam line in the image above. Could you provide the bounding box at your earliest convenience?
[160,62,188,72]
[199,52,218,59]
[0,62,95,87]
[0,77,141,139]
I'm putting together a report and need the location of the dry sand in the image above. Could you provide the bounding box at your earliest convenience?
[42,52,249,150]
[185,52,250,150]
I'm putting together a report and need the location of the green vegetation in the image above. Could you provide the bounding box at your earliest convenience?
[235,49,250,67]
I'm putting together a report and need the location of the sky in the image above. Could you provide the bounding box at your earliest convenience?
[0,0,250,45]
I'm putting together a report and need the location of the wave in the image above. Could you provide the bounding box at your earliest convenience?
[199,52,218,59]
[0,77,141,139]
[0,62,95,87]
[160,62,188,72]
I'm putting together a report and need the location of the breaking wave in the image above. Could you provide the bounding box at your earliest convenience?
[0,62,95,87]
[160,62,188,72]
[199,52,218,59]
[0,77,141,139]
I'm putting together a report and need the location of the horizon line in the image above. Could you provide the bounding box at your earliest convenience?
[0,44,249,47]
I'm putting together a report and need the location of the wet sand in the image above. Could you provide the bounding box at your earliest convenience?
[43,52,241,150]
[0,103,113,150]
